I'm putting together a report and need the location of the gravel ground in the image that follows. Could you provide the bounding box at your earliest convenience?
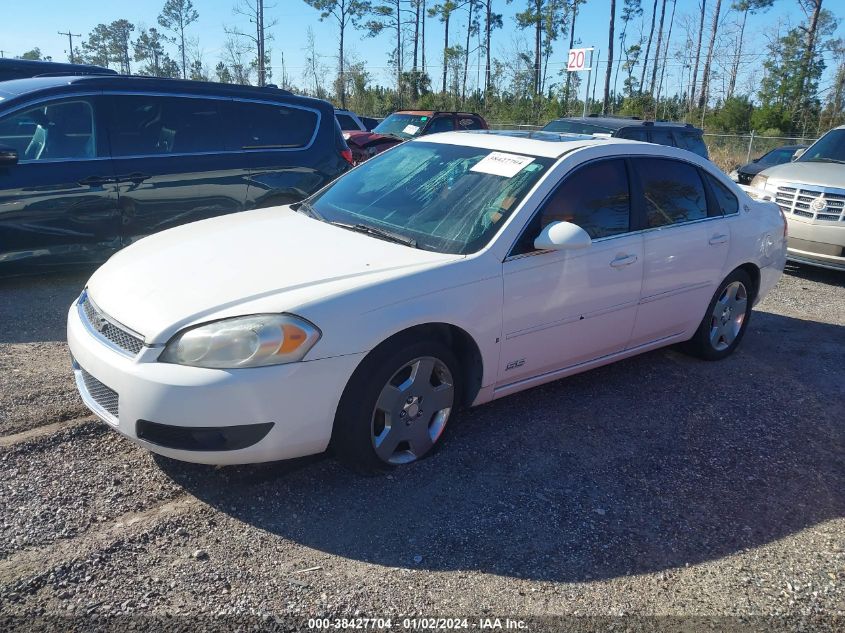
[0,263,842,630]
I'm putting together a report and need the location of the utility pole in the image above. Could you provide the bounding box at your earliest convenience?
[58,30,81,64]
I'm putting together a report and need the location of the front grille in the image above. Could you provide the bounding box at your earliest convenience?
[80,369,119,418]
[776,183,845,222]
[80,293,144,356]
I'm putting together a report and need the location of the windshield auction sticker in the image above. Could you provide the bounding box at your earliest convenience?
[471,152,535,177]
[403,124,420,135]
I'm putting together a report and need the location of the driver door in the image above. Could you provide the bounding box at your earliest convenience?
[498,158,644,387]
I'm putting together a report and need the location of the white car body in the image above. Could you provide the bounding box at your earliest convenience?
[68,133,787,465]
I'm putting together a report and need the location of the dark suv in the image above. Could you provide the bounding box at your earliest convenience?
[0,75,351,273]
[542,116,709,159]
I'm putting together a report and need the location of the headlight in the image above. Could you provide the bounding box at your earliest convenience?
[750,174,768,190]
[160,314,320,369]
[729,170,739,182]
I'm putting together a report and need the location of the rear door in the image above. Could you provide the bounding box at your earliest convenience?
[106,93,248,245]
[0,94,121,271]
[228,98,330,208]
[628,156,729,347]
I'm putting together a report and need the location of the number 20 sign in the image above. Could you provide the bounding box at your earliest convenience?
[567,48,591,72]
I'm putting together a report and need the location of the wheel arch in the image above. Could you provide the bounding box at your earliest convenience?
[344,322,485,410]
[733,262,761,302]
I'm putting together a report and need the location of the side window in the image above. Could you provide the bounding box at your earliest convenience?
[335,113,358,130]
[0,99,97,160]
[675,131,708,158]
[425,117,455,134]
[233,101,318,149]
[511,159,631,255]
[635,158,709,227]
[109,95,225,156]
[704,172,739,215]
[618,127,648,141]
[457,117,483,131]
[649,128,677,147]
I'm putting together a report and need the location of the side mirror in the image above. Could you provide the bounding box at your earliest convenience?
[0,145,18,167]
[534,221,592,251]
[791,148,806,162]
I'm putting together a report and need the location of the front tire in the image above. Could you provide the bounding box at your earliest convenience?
[683,269,754,361]
[331,338,462,472]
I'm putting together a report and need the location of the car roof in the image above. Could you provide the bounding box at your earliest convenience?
[413,129,636,158]
[0,74,328,110]
[393,110,481,117]
[550,116,700,131]
[0,58,115,77]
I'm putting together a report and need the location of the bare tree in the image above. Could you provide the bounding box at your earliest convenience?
[157,0,199,79]
[697,0,723,110]
[303,1,371,107]
[228,0,278,86]
[655,0,676,103]
[688,0,707,109]
[302,26,329,97]
[482,0,503,97]
[639,0,657,92]
[428,2,462,95]
[648,0,667,95]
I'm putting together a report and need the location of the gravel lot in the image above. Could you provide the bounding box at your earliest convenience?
[0,264,842,630]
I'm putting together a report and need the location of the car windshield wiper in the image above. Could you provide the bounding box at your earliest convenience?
[330,222,417,248]
[291,200,323,220]
[802,157,845,164]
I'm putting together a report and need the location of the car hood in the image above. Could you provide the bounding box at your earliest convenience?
[86,207,460,343]
[737,161,767,176]
[760,160,845,188]
[344,130,403,147]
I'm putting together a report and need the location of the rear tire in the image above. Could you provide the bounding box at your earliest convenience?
[331,337,462,473]
[682,269,754,361]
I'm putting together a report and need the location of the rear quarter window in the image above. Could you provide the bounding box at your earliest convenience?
[234,101,318,149]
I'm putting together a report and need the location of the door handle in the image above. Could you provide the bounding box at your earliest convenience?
[78,175,117,186]
[709,234,729,245]
[610,254,638,268]
[120,172,151,185]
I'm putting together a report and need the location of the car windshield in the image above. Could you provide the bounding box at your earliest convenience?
[798,129,845,164]
[759,148,797,165]
[309,141,554,255]
[542,119,613,135]
[373,113,430,139]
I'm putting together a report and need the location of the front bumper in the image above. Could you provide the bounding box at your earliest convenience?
[67,301,366,465]
[785,217,845,271]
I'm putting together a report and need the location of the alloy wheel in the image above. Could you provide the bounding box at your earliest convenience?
[709,281,748,351]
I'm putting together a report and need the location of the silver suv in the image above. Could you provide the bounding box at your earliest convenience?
[752,125,845,271]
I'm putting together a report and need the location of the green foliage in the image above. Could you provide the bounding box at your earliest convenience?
[20,48,49,61]
[707,95,753,132]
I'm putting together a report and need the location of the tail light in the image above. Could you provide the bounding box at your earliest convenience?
[340,148,354,166]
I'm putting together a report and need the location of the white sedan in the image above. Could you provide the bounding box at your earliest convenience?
[67,132,787,470]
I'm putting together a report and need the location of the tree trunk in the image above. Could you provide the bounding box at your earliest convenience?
[799,0,823,105]
[442,13,449,95]
[339,9,346,106]
[640,0,658,92]
[462,0,473,104]
[656,0,676,104]
[422,1,427,77]
[649,0,667,96]
[413,1,420,71]
[180,24,187,79]
[485,0,492,97]
[689,0,707,109]
[726,7,747,100]
[602,0,616,113]
[564,0,578,111]
[534,0,542,97]
[396,0,402,93]
[697,0,722,111]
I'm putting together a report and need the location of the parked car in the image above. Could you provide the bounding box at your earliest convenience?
[751,125,845,271]
[335,108,367,132]
[0,58,116,82]
[344,110,488,163]
[0,75,351,274]
[542,116,709,159]
[729,144,808,185]
[68,132,786,470]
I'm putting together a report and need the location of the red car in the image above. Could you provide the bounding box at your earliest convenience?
[345,110,488,164]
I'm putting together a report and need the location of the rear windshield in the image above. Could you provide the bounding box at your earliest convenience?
[373,113,430,140]
[675,131,708,158]
[542,120,613,135]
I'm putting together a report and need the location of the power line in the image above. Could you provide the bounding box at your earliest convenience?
[58,30,81,64]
